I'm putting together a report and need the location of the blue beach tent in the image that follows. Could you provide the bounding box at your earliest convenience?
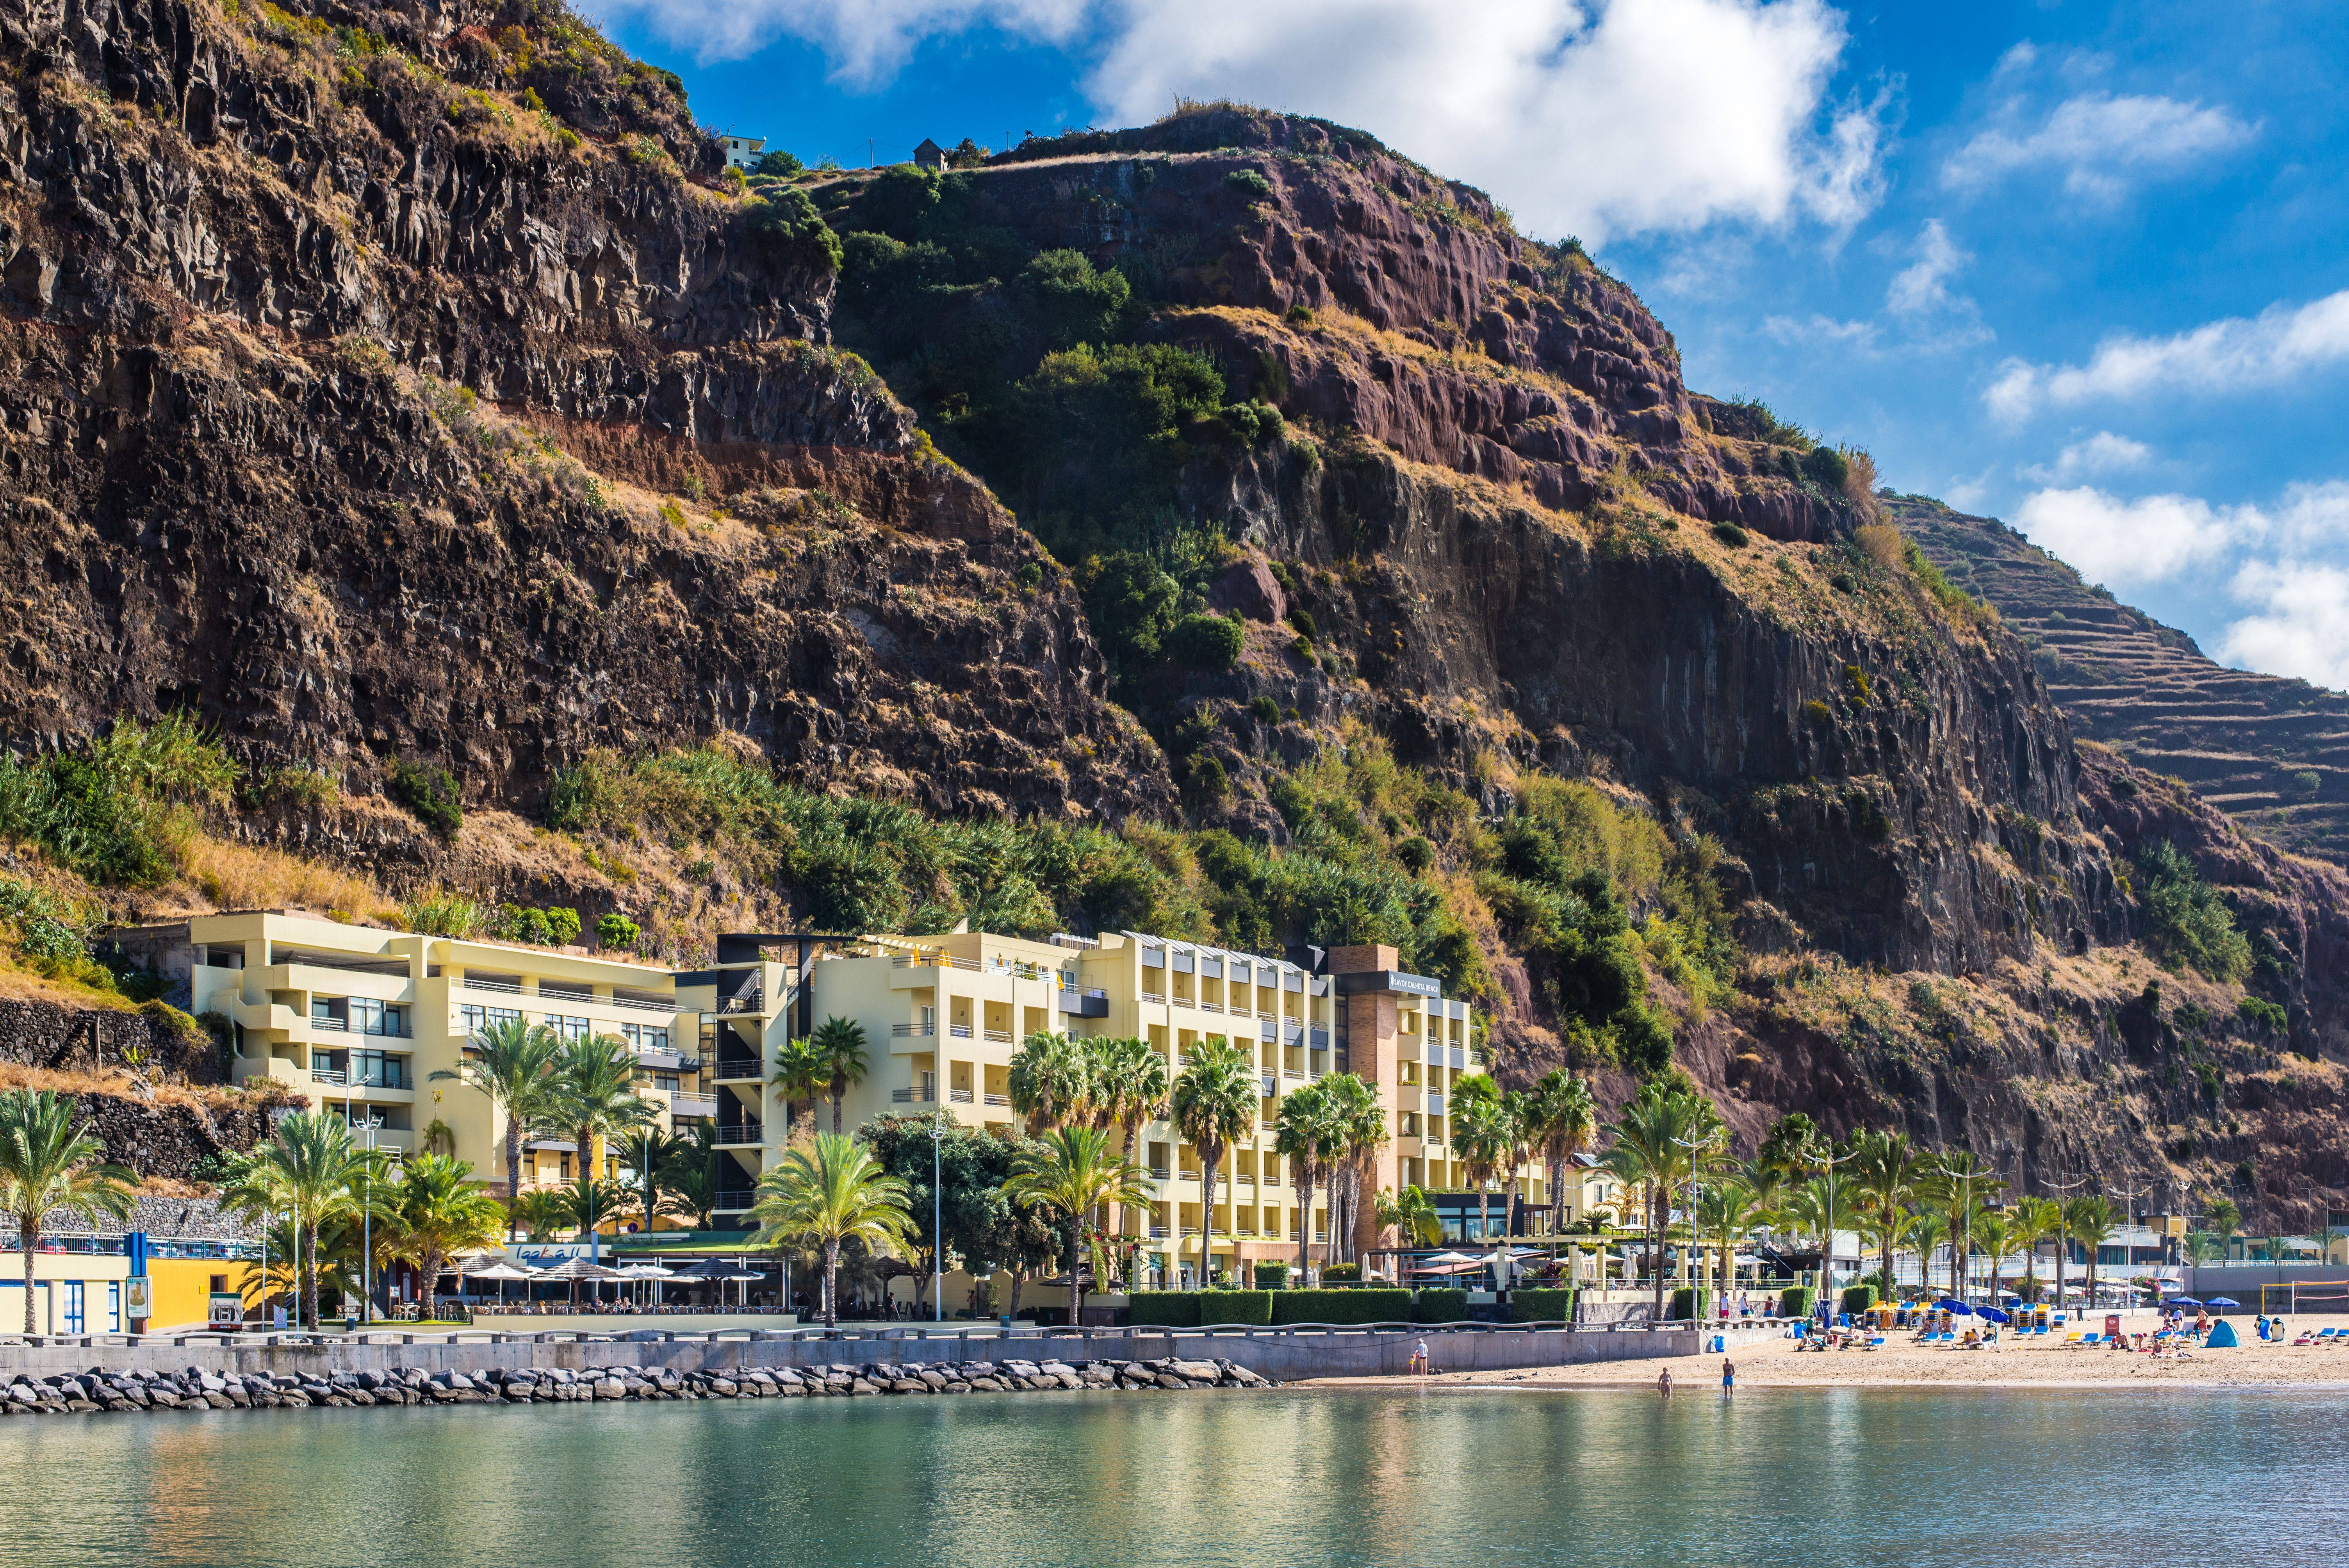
[2207,1320,2241,1348]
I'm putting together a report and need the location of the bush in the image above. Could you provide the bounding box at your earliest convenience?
[1395,836,1435,873]
[1780,1286,1814,1319]
[2290,770,2322,794]
[1198,1289,1273,1326]
[1669,1286,1710,1322]
[500,905,553,946]
[1711,521,1749,548]
[1226,168,1273,198]
[2136,839,2252,982]
[1269,1288,1412,1326]
[1800,446,1850,491]
[1127,1292,1202,1328]
[2238,996,2288,1033]
[1321,1263,1361,1283]
[1840,1283,1878,1315]
[1167,613,1245,670]
[744,188,843,274]
[545,907,582,946]
[752,148,804,178]
[1253,1262,1290,1289]
[1413,1287,1471,1323]
[1248,695,1280,725]
[1020,249,1132,349]
[596,911,642,951]
[389,759,463,836]
[1510,1288,1574,1323]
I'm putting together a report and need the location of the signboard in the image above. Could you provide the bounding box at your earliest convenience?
[124,1276,153,1322]
[209,1292,244,1328]
[2105,1313,2123,1340]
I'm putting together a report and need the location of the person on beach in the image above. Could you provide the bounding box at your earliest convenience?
[1720,1359,1734,1399]
[1657,1367,1673,1397]
[1410,1340,1430,1376]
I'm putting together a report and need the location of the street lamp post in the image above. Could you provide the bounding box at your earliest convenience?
[931,1110,947,1324]
[1931,1160,1977,1305]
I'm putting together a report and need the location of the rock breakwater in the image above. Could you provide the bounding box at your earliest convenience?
[1,1354,1273,1415]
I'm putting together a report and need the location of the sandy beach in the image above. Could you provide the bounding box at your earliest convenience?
[1310,1314,2349,1392]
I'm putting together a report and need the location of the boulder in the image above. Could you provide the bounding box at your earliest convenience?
[1208,559,1287,623]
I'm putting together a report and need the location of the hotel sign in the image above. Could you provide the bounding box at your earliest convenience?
[1335,970,1442,999]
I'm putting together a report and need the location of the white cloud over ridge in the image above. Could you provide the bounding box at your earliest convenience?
[1943,91,2253,199]
[2020,430,2151,484]
[2013,486,2246,588]
[1985,290,2349,424]
[2219,561,2349,692]
[587,0,1887,246]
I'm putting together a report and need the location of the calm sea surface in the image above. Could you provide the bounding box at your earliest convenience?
[2,1386,2339,1566]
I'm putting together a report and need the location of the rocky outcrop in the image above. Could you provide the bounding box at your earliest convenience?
[0,0,1174,820]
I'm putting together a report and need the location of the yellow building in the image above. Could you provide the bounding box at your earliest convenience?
[120,912,699,1194]
[696,928,1529,1285]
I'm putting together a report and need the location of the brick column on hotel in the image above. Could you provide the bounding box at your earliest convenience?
[1328,944,1402,1263]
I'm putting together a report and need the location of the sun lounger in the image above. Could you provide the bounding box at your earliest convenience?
[2293,1333,2315,1346]
[2067,1333,2094,1347]
[1864,1336,1886,1351]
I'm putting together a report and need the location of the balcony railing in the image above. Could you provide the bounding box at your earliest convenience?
[891,1087,938,1103]
[1142,991,1166,1005]
[891,1023,935,1037]
[950,1088,975,1104]
[983,1028,1013,1044]
[715,1123,763,1146]
[715,1190,757,1211]
[1148,1167,1171,1180]
[1149,1227,1170,1240]
[949,1024,973,1038]
[669,1094,717,1118]
[712,1060,763,1081]
[984,1093,1011,1107]
[306,1018,414,1040]
[311,1068,346,1085]
[611,995,677,1015]
[1177,1171,1199,1182]
[888,953,1058,980]
[1198,1001,1222,1013]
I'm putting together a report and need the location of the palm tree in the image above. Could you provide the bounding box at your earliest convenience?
[807,1016,872,1135]
[614,1126,686,1236]
[429,1015,562,1228]
[561,1175,635,1244]
[747,1131,913,1327]
[1324,1073,1387,1265]
[1087,1035,1168,1243]
[1600,1080,1726,1320]
[1920,1151,2002,1302]
[1273,1079,1338,1275]
[553,1034,659,1199]
[1007,1030,1094,1135]
[1169,1037,1256,1289]
[1003,1125,1152,1324]
[1907,1209,1951,1299]
[241,1214,367,1321]
[1500,1088,1535,1240]
[2205,1195,2242,1238]
[1378,1184,1444,1247]
[0,1090,134,1334]
[1848,1129,1921,1299]
[383,1154,507,1310]
[2007,1197,2063,1303]
[1449,1075,1510,1249]
[2065,1194,2123,1311]
[1695,1181,1768,1309]
[510,1188,573,1243]
[769,1035,831,1138]
[1527,1070,1596,1236]
[223,1112,390,1329]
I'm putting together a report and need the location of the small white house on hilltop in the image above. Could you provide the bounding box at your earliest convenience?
[913,137,946,171]
[719,134,766,170]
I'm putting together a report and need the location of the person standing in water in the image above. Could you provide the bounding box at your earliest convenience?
[1657,1367,1673,1397]
[1721,1358,1735,1399]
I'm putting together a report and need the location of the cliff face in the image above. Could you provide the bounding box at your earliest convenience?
[0,0,1173,819]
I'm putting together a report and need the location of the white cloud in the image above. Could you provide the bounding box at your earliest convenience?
[589,0,1888,247]
[1943,91,2253,199]
[1985,290,2349,424]
[1085,0,1884,245]
[1886,218,1965,316]
[2218,560,2349,691]
[2012,486,2251,588]
[2019,430,2152,484]
[586,0,1089,81]
[1763,313,1877,347]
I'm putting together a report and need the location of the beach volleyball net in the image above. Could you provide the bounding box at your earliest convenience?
[2262,1281,2349,1315]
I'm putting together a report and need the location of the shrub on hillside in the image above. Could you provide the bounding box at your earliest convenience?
[1167,613,1244,670]
[744,188,842,274]
[389,759,463,836]
[597,911,642,951]
[2136,839,2252,982]
[1226,168,1273,197]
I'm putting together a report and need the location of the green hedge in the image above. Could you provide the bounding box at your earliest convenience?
[1321,1263,1362,1283]
[1253,1263,1290,1290]
[1510,1288,1575,1324]
[1128,1292,1200,1328]
[1840,1284,1878,1315]
[1413,1288,1471,1324]
[1270,1288,1414,1326]
[1669,1286,1711,1322]
[1780,1286,1814,1319]
[1198,1290,1273,1326]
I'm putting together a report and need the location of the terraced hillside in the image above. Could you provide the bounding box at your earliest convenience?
[1895,496,2349,864]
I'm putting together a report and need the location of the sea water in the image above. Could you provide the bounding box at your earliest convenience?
[2,1386,2338,1566]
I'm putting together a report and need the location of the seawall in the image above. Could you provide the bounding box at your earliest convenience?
[0,1322,1784,1383]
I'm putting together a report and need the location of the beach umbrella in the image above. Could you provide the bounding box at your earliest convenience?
[1425,1251,1477,1265]
[1934,1299,1975,1315]
[461,1258,539,1312]
[2205,1296,2241,1310]
[536,1255,626,1309]
[1976,1306,2010,1324]
[2167,1297,2203,1310]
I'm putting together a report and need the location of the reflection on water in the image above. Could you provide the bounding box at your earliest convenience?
[2,1387,2341,1567]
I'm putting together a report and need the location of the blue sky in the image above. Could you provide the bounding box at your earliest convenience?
[584,0,2349,691]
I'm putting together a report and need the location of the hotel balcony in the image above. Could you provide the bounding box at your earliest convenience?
[669,1092,718,1119]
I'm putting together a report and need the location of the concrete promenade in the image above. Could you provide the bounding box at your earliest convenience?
[0,1321,1788,1384]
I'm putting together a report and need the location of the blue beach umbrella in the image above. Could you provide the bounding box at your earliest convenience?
[2168,1298,2204,1310]
[1935,1299,1975,1315]
[2204,1297,2240,1310]
[1976,1306,2011,1324]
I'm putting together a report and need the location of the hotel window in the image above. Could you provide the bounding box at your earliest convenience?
[549,1014,592,1041]
[622,1023,671,1053]
[351,998,405,1037]
[350,1049,407,1089]
[460,1004,522,1035]
[62,1281,84,1334]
